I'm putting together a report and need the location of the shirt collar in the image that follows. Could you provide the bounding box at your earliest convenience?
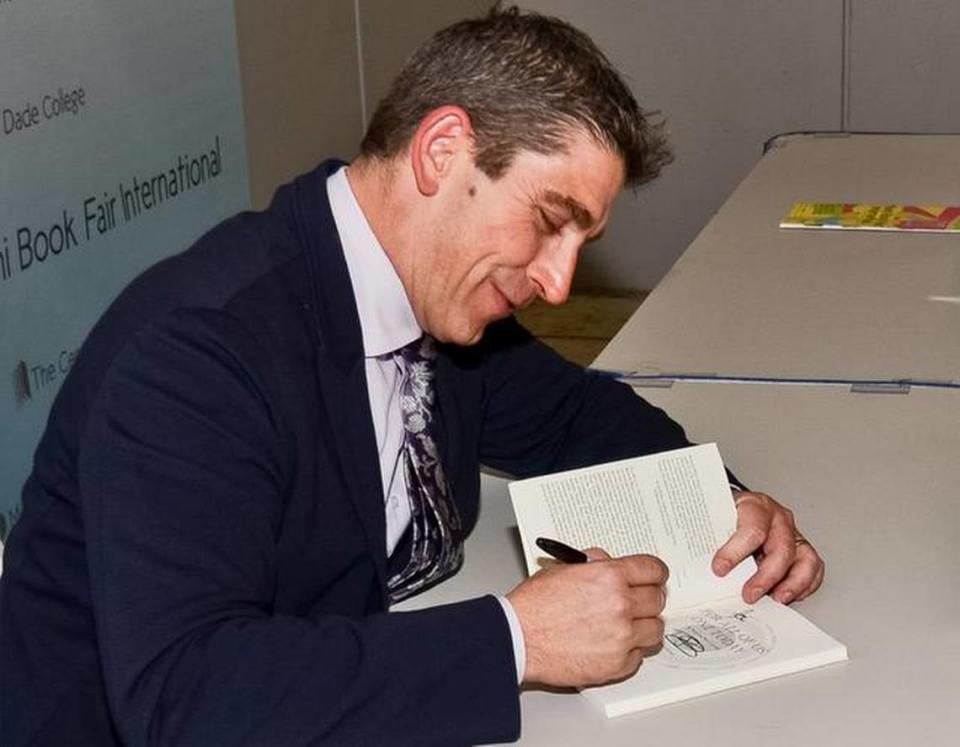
[326,166,421,357]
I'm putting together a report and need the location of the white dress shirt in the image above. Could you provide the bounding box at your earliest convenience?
[326,166,525,682]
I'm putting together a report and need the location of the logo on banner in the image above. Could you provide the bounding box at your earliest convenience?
[13,360,31,406]
[10,349,76,406]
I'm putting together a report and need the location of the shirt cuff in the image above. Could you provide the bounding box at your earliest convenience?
[495,595,526,684]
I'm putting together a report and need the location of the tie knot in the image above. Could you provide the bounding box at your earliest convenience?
[394,335,436,366]
[395,336,435,414]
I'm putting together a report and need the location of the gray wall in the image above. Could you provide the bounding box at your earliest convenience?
[846,0,960,132]
[236,0,959,287]
[235,0,487,210]
[235,0,363,209]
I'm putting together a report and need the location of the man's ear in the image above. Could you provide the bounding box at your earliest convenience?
[410,106,473,197]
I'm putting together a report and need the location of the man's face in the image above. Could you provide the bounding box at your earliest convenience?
[408,129,625,345]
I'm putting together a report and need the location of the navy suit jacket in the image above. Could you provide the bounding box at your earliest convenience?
[0,161,692,745]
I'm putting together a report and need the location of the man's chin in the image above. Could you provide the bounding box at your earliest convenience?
[436,318,500,347]
[449,327,486,347]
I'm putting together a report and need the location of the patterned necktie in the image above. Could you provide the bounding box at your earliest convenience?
[386,335,464,602]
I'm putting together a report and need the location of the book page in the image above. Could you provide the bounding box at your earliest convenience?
[509,444,754,610]
[580,596,847,717]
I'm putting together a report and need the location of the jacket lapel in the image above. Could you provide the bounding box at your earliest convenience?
[291,162,389,599]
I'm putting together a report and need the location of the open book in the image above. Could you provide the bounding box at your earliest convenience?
[508,443,847,717]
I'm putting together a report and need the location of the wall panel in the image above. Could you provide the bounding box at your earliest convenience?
[847,0,960,133]
[235,0,363,208]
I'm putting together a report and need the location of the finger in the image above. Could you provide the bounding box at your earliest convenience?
[615,648,646,681]
[793,553,826,602]
[630,615,665,651]
[583,546,611,562]
[769,543,822,604]
[712,493,773,576]
[741,517,797,603]
[616,554,669,587]
[626,584,667,618]
[801,561,826,600]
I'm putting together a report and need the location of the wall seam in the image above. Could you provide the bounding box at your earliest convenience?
[841,0,852,130]
[353,0,368,133]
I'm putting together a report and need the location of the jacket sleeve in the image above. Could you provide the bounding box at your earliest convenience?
[476,317,694,477]
[79,309,519,746]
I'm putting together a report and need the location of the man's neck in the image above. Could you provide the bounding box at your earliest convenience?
[345,160,409,272]
[345,158,430,331]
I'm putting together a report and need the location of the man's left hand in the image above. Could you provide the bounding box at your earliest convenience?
[712,491,824,605]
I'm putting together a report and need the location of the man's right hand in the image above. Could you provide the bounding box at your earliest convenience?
[506,549,668,687]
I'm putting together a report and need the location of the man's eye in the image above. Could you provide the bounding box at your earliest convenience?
[538,209,561,234]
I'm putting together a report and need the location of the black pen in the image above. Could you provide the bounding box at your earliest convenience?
[535,537,588,564]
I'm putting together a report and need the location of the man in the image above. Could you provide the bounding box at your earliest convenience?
[0,7,823,745]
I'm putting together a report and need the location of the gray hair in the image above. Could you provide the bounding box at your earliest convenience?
[360,4,672,187]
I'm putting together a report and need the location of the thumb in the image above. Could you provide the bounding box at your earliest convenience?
[583,546,612,561]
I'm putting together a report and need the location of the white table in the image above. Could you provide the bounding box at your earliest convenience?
[400,133,960,744]
[399,381,960,745]
[594,134,960,383]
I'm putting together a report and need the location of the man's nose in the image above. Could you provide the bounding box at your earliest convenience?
[528,237,580,305]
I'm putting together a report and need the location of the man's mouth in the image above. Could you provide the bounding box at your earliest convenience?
[491,279,535,313]
[491,283,524,314]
